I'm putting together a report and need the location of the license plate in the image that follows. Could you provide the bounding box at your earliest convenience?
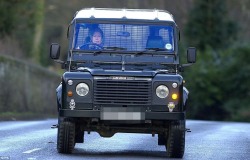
[100,107,145,120]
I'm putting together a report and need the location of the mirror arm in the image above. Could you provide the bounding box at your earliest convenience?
[182,63,193,67]
[54,59,64,64]
[178,63,194,72]
[54,59,66,69]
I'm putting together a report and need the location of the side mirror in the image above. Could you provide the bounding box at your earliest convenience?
[187,47,196,63]
[50,43,60,59]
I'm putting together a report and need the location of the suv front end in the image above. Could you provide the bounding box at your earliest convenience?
[50,8,196,158]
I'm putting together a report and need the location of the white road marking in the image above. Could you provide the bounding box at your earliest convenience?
[23,148,42,154]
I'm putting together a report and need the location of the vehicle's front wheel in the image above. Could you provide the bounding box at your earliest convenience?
[166,120,185,158]
[57,120,76,154]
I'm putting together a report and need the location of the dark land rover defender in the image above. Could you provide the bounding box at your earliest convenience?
[50,8,196,158]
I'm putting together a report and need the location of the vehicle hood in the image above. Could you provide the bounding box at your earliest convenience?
[79,68,159,77]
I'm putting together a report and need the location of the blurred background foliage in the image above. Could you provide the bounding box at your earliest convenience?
[0,0,249,121]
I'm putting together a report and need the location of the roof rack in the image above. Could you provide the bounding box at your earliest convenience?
[73,8,175,22]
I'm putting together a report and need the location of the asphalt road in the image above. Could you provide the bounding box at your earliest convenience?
[0,119,249,160]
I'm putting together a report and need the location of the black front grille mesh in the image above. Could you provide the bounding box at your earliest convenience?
[94,78,151,105]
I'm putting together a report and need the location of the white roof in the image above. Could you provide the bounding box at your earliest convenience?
[74,8,175,22]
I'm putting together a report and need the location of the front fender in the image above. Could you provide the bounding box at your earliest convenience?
[56,83,62,110]
[183,87,189,109]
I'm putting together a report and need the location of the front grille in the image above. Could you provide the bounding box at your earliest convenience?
[94,77,152,105]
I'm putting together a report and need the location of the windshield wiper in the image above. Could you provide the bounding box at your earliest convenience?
[145,48,168,51]
[93,47,127,55]
[134,48,167,56]
[93,50,103,56]
[104,46,127,51]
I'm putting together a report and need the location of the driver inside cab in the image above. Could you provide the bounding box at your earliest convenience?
[80,27,104,50]
[91,27,103,45]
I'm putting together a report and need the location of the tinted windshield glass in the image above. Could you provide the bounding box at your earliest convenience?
[73,23,174,52]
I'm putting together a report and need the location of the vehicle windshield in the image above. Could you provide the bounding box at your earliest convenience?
[72,22,175,52]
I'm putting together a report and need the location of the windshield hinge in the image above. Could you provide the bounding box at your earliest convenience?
[121,55,125,71]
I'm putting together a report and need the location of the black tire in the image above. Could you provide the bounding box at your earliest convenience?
[75,129,84,143]
[166,120,185,158]
[57,120,76,154]
[158,134,166,145]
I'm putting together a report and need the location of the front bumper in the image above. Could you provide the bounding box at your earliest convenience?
[59,109,185,120]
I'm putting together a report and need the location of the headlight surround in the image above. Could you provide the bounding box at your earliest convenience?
[76,83,89,96]
[156,85,169,98]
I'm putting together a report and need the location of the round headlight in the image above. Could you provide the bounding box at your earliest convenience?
[76,83,89,96]
[156,85,169,98]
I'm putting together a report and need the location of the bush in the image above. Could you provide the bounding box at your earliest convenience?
[185,46,250,122]
[221,47,250,121]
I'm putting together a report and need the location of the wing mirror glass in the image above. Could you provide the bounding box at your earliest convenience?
[187,47,196,63]
[50,43,60,59]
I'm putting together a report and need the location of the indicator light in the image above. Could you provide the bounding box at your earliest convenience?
[172,93,178,100]
[68,91,73,97]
